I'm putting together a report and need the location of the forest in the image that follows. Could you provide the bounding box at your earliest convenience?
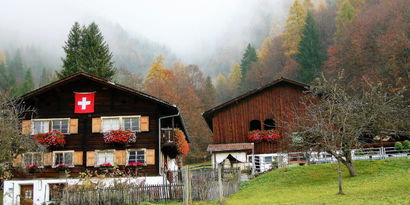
[0,0,408,163]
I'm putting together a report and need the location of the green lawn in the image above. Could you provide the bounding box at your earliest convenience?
[223,158,410,205]
[155,158,410,205]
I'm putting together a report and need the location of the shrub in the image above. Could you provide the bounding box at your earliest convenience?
[402,140,410,150]
[395,142,403,151]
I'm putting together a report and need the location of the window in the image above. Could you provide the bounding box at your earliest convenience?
[23,152,42,166]
[264,156,273,163]
[289,156,298,161]
[49,183,66,201]
[54,151,73,167]
[32,119,69,134]
[127,150,145,164]
[249,120,261,131]
[33,120,50,134]
[263,119,276,130]
[52,120,69,134]
[123,117,140,131]
[102,116,141,132]
[96,150,115,166]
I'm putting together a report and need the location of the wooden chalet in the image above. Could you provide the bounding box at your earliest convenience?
[203,77,308,171]
[5,73,188,204]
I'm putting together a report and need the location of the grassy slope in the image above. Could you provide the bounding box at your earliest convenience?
[223,159,410,205]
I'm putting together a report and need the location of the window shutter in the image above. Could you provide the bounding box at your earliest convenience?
[92,118,101,133]
[12,154,22,167]
[22,120,31,135]
[73,151,83,165]
[86,151,95,167]
[140,116,149,132]
[70,119,79,134]
[146,149,155,165]
[43,152,53,166]
[115,150,126,165]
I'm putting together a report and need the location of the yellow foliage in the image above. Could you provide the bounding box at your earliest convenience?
[282,0,307,56]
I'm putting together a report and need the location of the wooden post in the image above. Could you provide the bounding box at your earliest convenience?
[218,164,224,203]
[183,167,192,205]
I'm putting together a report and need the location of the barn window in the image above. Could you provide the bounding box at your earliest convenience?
[249,120,261,131]
[102,116,141,132]
[23,152,43,166]
[32,118,70,134]
[263,119,276,130]
[53,151,73,167]
[127,149,146,164]
[96,150,115,166]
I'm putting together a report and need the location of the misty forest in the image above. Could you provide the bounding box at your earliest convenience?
[0,0,408,163]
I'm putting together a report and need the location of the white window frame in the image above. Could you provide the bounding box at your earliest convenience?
[101,115,141,132]
[23,152,43,168]
[126,149,146,165]
[31,118,70,135]
[95,149,116,167]
[52,150,74,168]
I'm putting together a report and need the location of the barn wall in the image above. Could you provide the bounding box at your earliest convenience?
[211,83,305,154]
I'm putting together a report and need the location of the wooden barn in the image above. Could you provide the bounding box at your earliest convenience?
[203,78,308,172]
[4,72,188,205]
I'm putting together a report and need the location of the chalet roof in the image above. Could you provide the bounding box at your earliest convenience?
[202,77,308,130]
[21,72,176,109]
[20,72,190,139]
[207,143,254,152]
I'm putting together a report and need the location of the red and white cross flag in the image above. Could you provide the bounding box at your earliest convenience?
[74,92,95,113]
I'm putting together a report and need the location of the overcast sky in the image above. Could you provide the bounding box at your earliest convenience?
[0,0,288,63]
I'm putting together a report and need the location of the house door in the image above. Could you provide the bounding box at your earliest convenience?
[20,184,34,205]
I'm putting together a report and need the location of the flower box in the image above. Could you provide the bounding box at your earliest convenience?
[103,130,136,144]
[98,162,113,171]
[56,163,69,172]
[34,130,66,148]
[247,130,281,143]
[126,161,143,169]
[26,164,40,173]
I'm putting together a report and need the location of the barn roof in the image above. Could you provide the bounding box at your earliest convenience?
[202,77,308,130]
[20,72,190,138]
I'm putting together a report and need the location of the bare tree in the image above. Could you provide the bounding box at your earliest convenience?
[0,91,38,180]
[287,71,409,179]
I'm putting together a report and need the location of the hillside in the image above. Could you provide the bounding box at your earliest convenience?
[223,159,410,204]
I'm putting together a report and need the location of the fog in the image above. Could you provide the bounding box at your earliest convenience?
[0,0,291,74]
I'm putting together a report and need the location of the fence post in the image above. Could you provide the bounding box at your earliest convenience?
[183,166,191,205]
[218,164,224,203]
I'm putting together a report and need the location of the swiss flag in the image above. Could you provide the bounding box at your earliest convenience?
[74,92,95,113]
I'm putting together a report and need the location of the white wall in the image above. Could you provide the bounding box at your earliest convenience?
[3,176,165,205]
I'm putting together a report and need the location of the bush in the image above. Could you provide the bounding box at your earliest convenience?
[395,142,403,151]
[402,140,410,150]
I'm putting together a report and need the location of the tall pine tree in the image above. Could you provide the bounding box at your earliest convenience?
[57,22,116,80]
[239,44,258,92]
[58,22,82,79]
[296,12,324,83]
[282,0,307,56]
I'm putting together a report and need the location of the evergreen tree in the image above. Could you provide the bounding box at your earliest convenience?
[335,0,356,40]
[282,0,307,56]
[58,22,82,79]
[80,22,116,79]
[201,76,217,109]
[228,63,242,97]
[0,63,9,91]
[57,22,116,80]
[296,12,324,83]
[18,69,35,95]
[239,44,258,92]
[9,50,24,85]
[40,68,52,86]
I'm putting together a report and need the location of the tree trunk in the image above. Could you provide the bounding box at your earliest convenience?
[343,151,358,177]
[337,160,344,195]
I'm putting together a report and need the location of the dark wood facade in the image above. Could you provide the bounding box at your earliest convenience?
[203,78,307,154]
[12,73,187,178]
